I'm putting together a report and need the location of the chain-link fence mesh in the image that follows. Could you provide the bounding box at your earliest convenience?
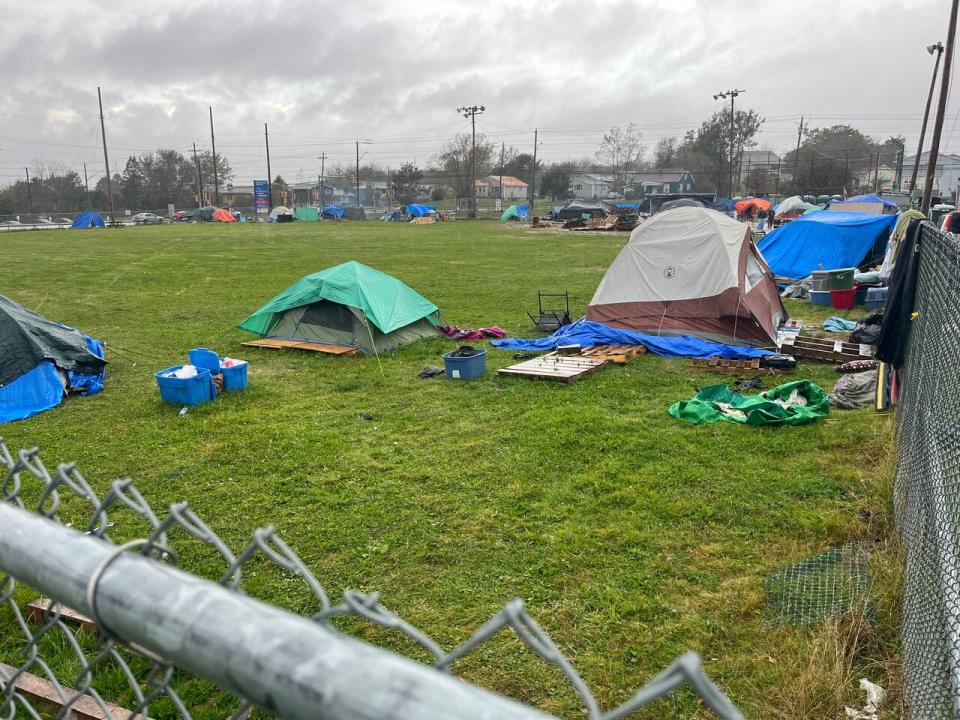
[893,221,960,718]
[0,440,744,720]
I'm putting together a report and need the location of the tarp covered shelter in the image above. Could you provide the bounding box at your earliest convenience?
[406,204,437,218]
[268,206,294,223]
[182,206,218,222]
[587,207,786,346]
[657,198,706,213]
[774,195,819,217]
[827,194,899,215]
[238,261,440,354]
[500,204,529,222]
[756,211,898,280]
[70,211,105,229]
[322,204,345,220]
[735,198,772,215]
[556,199,615,220]
[212,208,237,222]
[0,295,106,422]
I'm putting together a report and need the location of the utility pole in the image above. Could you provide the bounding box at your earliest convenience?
[874,153,881,193]
[317,152,327,211]
[355,140,361,208]
[891,138,905,191]
[842,151,849,194]
[713,90,745,198]
[192,143,203,208]
[909,42,944,194]
[264,123,273,208]
[209,106,219,207]
[774,156,781,196]
[794,115,805,193]
[457,104,485,218]
[23,168,33,214]
[97,86,115,225]
[923,0,958,214]
[529,129,539,209]
[498,142,504,203]
[83,162,91,210]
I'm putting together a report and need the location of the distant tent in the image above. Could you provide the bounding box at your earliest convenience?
[827,194,899,215]
[774,195,819,217]
[500,204,530,222]
[70,211,105,229]
[212,208,237,222]
[711,198,735,213]
[556,199,615,220]
[657,198,706,213]
[735,198,771,215]
[757,211,898,280]
[183,206,219,222]
[587,207,786,347]
[238,261,440,355]
[268,206,294,223]
[322,204,345,220]
[406,204,437,218]
[0,295,106,423]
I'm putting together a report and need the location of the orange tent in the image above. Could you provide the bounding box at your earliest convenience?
[212,208,236,223]
[734,198,772,215]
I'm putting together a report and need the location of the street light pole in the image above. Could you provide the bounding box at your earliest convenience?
[317,153,327,212]
[909,41,944,194]
[922,0,958,214]
[713,90,745,198]
[457,105,485,218]
[24,168,33,215]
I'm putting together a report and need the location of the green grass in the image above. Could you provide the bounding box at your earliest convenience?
[0,220,900,718]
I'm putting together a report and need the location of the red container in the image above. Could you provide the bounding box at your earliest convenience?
[830,287,857,310]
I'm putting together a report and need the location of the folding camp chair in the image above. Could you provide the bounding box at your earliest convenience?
[526,291,571,333]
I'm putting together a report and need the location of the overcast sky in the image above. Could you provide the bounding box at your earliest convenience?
[0,0,956,185]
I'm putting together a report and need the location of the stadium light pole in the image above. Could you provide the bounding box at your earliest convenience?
[922,0,958,214]
[908,41,944,194]
[457,105,485,218]
[355,141,371,209]
[713,89,745,198]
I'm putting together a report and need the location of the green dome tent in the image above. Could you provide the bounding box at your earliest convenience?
[238,261,440,354]
[500,204,529,222]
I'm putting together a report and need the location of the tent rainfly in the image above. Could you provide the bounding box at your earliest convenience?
[238,261,441,354]
[500,204,530,222]
[70,211,105,229]
[587,207,786,346]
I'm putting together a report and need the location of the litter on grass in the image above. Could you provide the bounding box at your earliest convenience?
[668,380,829,426]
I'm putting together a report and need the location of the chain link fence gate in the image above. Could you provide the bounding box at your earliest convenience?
[893,221,960,718]
[0,440,744,720]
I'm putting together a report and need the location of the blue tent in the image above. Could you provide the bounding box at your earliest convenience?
[500,204,529,222]
[406,204,437,218]
[321,204,345,220]
[830,194,899,210]
[70,211,105,229]
[757,211,898,280]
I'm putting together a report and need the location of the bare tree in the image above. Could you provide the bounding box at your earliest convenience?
[436,132,495,198]
[653,137,678,168]
[595,123,647,191]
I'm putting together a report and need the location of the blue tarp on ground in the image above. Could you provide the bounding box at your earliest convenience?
[322,204,345,220]
[756,211,897,280]
[490,319,773,359]
[70,211,105,229]
[406,204,437,218]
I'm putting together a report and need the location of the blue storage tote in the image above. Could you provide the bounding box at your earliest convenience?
[866,287,888,310]
[443,349,487,380]
[188,348,222,375]
[155,366,216,406]
[221,361,248,391]
[810,290,832,306]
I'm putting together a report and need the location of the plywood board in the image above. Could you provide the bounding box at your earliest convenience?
[241,339,357,355]
[497,355,606,383]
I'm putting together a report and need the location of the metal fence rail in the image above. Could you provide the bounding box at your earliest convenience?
[893,222,960,718]
[0,440,743,720]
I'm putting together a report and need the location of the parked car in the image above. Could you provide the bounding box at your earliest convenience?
[133,212,163,225]
[0,220,22,226]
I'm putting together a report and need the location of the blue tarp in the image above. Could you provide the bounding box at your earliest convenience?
[406,204,437,218]
[322,204,345,220]
[500,204,530,222]
[490,319,773,359]
[67,335,106,396]
[615,201,641,208]
[71,211,105,229]
[831,194,899,209]
[757,211,897,280]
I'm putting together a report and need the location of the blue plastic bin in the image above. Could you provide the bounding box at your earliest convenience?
[155,366,216,406]
[810,290,832,306]
[443,349,487,380]
[866,287,888,310]
[221,361,248,391]
[188,348,222,375]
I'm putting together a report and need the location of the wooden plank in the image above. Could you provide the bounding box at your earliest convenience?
[241,339,357,356]
[0,662,152,720]
[788,335,874,363]
[27,598,97,633]
[689,357,762,374]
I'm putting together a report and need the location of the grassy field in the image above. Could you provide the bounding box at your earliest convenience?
[0,220,900,718]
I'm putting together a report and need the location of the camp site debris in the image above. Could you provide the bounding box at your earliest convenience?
[497,352,607,383]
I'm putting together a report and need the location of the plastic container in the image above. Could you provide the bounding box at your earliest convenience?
[221,360,248,391]
[443,349,487,380]
[810,270,831,292]
[155,366,216,406]
[854,283,868,306]
[830,287,857,310]
[188,348,222,376]
[829,268,856,290]
[866,286,888,310]
[810,290,832,306]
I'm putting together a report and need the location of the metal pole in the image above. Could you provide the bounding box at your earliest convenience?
[874,152,881,193]
[319,152,327,212]
[83,162,91,210]
[265,123,273,208]
[530,129,538,210]
[774,156,781,196]
[471,112,477,218]
[842,152,849,194]
[923,0,958,214]
[499,142,504,202]
[192,143,203,207]
[24,168,33,214]
[209,106,220,207]
[356,140,361,208]
[794,115,804,193]
[728,94,735,198]
[909,43,944,193]
[0,503,556,720]
[97,86,115,225]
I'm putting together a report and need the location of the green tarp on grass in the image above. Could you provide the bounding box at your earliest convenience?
[669,380,829,426]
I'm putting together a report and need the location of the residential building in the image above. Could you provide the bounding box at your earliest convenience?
[475,175,529,200]
[903,151,960,199]
[623,169,694,195]
[852,164,897,194]
[569,173,612,198]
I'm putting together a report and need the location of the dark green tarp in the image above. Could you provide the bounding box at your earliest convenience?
[0,295,106,387]
[183,206,217,221]
[669,380,829,426]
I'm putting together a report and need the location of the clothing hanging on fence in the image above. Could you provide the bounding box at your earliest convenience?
[876,218,923,369]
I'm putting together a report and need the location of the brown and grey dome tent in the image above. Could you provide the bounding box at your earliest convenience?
[587,207,786,346]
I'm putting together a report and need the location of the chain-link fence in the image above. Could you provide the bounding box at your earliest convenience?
[0,440,744,720]
[893,221,960,718]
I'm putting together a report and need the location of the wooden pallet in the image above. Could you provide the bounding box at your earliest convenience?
[241,338,357,355]
[689,357,763,374]
[779,334,874,363]
[27,597,97,633]
[580,344,646,364]
[497,354,607,383]
[0,661,152,720]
